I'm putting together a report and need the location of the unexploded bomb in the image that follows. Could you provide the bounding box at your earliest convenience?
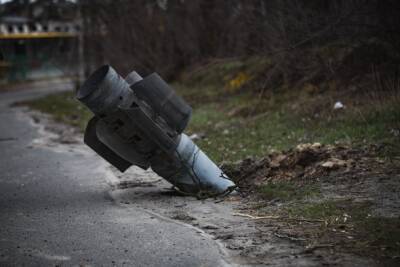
[76,65,236,198]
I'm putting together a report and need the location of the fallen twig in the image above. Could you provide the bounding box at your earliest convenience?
[273,232,306,242]
[286,217,325,223]
[233,212,280,219]
[233,212,324,223]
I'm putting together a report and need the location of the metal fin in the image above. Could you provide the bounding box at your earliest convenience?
[84,116,132,172]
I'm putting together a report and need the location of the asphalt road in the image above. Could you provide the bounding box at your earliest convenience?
[0,82,228,266]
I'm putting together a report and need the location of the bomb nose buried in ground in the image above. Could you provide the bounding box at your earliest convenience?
[76,65,236,197]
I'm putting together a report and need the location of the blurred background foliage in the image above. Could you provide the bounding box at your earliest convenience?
[82,0,400,84]
[17,0,400,161]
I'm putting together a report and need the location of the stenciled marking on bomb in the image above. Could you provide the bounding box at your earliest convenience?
[76,65,236,198]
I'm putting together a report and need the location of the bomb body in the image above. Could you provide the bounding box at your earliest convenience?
[77,65,235,197]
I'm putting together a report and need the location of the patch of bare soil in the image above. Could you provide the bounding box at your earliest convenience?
[222,143,400,266]
[223,143,375,189]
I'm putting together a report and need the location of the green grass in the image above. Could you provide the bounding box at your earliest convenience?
[285,200,400,259]
[258,181,320,201]
[177,65,400,162]
[286,200,344,220]
[184,94,399,162]
[180,56,271,91]
[21,91,92,132]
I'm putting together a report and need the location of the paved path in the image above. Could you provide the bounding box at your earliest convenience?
[0,82,228,266]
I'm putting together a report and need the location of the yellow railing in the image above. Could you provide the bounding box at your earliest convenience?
[0,32,77,39]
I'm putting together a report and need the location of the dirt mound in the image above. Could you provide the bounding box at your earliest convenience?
[223,143,368,193]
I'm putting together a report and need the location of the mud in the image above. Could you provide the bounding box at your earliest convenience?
[222,142,400,218]
[223,143,380,188]
[222,143,400,265]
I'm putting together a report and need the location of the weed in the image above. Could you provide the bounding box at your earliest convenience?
[21,92,92,132]
[258,181,320,201]
[285,200,400,259]
[286,200,343,220]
